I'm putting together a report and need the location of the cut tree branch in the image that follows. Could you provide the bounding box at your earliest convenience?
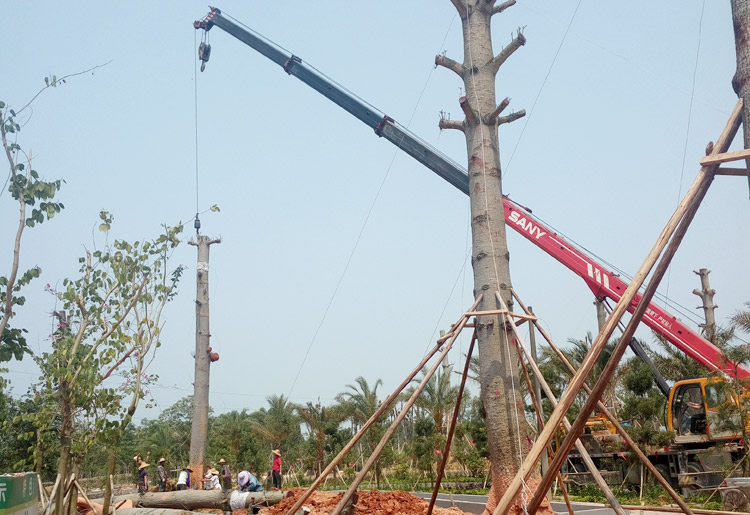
[459,97,478,125]
[449,0,467,19]
[439,119,465,132]
[492,0,516,16]
[435,54,464,77]
[497,109,526,126]
[489,30,526,74]
[484,97,510,124]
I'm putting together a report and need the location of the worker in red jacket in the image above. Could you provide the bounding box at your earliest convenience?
[271,449,282,489]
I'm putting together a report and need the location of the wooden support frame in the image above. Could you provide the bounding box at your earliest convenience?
[329,297,480,515]
[427,331,477,515]
[510,329,574,515]
[494,99,743,515]
[493,293,626,515]
[509,289,696,515]
[283,297,482,515]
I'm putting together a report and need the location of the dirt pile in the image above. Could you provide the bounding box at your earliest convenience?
[259,489,473,515]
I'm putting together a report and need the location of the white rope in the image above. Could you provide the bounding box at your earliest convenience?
[463,2,529,512]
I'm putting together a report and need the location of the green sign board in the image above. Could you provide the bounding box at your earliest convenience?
[0,473,39,515]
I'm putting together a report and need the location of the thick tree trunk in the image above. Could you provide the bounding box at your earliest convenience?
[116,509,208,515]
[189,236,219,477]
[92,490,291,511]
[55,389,73,515]
[731,0,750,189]
[450,2,551,513]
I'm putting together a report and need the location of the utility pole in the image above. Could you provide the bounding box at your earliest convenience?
[730,0,750,193]
[437,2,551,513]
[188,234,221,484]
[693,268,718,344]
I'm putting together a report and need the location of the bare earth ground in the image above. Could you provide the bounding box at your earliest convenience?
[249,489,472,515]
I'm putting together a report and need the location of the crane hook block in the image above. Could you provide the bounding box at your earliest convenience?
[198,42,212,72]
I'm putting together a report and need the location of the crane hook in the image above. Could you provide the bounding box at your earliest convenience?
[198,41,211,72]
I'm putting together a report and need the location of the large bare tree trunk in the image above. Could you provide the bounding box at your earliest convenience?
[94,490,291,511]
[731,0,750,189]
[188,236,220,480]
[438,2,551,513]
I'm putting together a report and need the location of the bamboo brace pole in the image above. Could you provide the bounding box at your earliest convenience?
[510,331,574,515]
[282,296,482,515]
[493,98,743,515]
[329,297,479,515]
[427,331,477,515]
[494,293,625,515]
[525,101,743,514]
[42,475,61,515]
[510,289,696,515]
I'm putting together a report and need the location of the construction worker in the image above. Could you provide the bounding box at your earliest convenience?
[218,458,231,490]
[137,462,150,494]
[176,467,192,491]
[271,449,282,489]
[205,468,221,490]
[238,470,263,492]
[157,458,168,492]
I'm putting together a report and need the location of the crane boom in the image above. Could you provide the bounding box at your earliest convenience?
[195,7,749,382]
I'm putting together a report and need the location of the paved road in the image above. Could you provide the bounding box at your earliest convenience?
[410,492,632,515]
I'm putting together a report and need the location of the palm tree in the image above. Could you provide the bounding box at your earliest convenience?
[336,377,384,428]
[407,364,460,435]
[295,400,345,477]
[250,394,303,459]
[335,377,389,487]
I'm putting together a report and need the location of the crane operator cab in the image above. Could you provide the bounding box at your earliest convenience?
[677,385,706,436]
[668,378,742,444]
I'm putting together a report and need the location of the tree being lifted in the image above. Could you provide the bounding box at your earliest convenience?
[436,2,551,514]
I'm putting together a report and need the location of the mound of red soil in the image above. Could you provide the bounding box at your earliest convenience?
[260,489,472,515]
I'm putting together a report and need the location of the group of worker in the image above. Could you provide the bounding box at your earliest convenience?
[133,449,283,493]
[134,454,193,493]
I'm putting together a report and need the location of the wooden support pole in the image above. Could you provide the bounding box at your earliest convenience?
[427,331,477,515]
[495,293,626,515]
[329,297,480,515]
[110,476,117,515]
[699,147,750,166]
[38,474,47,511]
[43,475,61,515]
[60,474,76,515]
[510,330,573,515]
[715,167,748,176]
[493,98,742,515]
[282,297,482,515]
[510,289,696,515]
[73,480,99,515]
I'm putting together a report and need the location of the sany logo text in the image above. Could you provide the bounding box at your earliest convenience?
[508,210,547,240]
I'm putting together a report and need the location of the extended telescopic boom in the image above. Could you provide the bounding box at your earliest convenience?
[194,7,749,382]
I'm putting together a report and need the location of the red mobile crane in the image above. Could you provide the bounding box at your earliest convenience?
[195,6,747,487]
[194,6,746,382]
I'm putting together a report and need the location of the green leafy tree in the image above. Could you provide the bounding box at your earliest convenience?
[618,356,673,448]
[28,212,182,514]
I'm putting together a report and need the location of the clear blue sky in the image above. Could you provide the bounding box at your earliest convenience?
[2,1,748,420]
